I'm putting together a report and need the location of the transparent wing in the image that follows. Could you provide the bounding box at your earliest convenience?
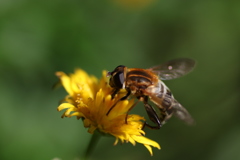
[149,58,196,80]
[171,101,195,125]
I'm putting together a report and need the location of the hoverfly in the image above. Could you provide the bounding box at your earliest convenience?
[106,58,195,129]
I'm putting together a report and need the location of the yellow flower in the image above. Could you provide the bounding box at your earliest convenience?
[55,69,160,156]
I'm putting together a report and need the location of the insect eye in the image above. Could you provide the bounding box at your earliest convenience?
[111,71,124,88]
[108,65,126,89]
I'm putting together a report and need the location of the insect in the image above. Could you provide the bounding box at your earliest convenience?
[106,58,196,129]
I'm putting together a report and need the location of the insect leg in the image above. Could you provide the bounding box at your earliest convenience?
[148,92,174,125]
[120,89,131,100]
[124,100,139,124]
[111,88,120,99]
[142,96,162,130]
[107,89,131,116]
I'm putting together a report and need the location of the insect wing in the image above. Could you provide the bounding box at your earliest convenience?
[149,58,196,80]
[171,101,195,125]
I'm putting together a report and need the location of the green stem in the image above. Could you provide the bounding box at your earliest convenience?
[83,132,101,160]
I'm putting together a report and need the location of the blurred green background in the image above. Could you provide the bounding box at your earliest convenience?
[0,0,239,160]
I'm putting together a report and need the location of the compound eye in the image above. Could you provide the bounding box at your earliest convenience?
[112,72,124,88]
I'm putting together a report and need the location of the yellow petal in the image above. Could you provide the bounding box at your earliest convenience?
[71,112,84,118]
[131,135,160,155]
[113,138,119,146]
[57,103,75,111]
[132,135,161,149]
[144,144,153,156]
[55,72,74,96]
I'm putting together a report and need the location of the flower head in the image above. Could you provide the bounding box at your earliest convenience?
[56,69,160,155]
